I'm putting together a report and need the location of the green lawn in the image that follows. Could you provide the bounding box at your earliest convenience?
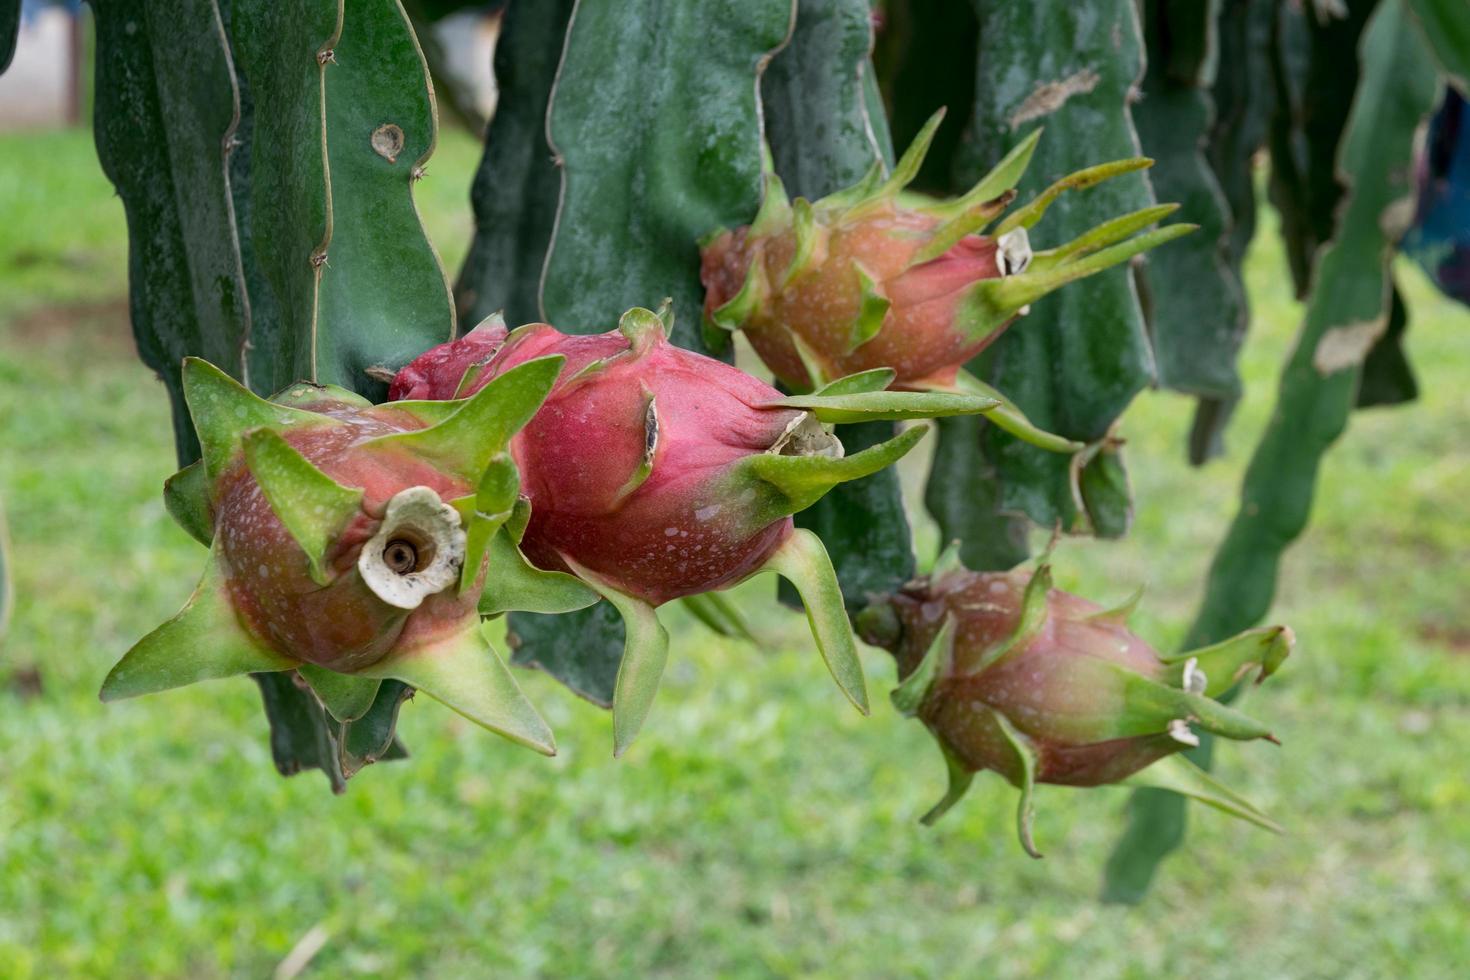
[2,126,1468,979]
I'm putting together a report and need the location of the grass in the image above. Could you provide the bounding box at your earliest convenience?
[2,125,1469,979]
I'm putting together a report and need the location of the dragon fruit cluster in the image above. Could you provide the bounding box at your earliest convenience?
[108,116,1291,844]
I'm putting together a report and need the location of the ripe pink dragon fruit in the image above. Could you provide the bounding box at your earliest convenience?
[103,356,563,755]
[391,305,1006,754]
[857,545,1292,856]
[700,109,1194,450]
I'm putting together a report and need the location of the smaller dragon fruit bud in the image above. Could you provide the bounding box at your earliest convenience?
[858,545,1292,857]
[392,305,1014,755]
[701,108,1195,452]
[103,356,564,756]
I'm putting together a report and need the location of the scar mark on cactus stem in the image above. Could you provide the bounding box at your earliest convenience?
[317,49,336,66]
[1313,316,1388,376]
[311,252,328,269]
[1008,69,1101,128]
[372,124,406,164]
[410,166,426,183]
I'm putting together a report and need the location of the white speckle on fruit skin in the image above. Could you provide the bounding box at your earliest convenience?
[695,503,722,522]
[665,527,679,537]
[258,564,268,579]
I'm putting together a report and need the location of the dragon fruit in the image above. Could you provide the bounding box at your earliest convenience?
[700,109,1195,451]
[391,304,1009,754]
[103,355,563,755]
[856,545,1292,856]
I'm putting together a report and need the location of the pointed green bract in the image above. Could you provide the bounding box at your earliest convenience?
[298,663,382,724]
[1030,204,1183,271]
[242,427,364,586]
[910,191,1016,266]
[852,107,945,213]
[455,454,521,595]
[611,391,659,506]
[920,742,976,827]
[741,424,927,521]
[935,369,1082,452]
[1086,584,1146,625]
[758,528,869,715]
[618,306,666,354]
[386,399,461,428]
[995,157,1155,235]
[994,711,1042,858]
[921,127,1043,221]
[971,562,1052,674]
[1108,664,1276,742]
[763,390,999,424]
[562,557,670,758]
[847,263,891,352]
[269,381,373,411]
[815,368,897,397]
[479,528,601,617]
[1125,754,1282,834]
[891,615,954,717]
[101,553,295,701]
[364,624,555,756]
[164,461,213,546]
[783,197,820,287]
[814,158,884,213]
[365,354,564,483]
[956,223,1196,341]
[749,171,793,236]
[679,591,763,647]
[1159,626,1293,697]
[182,358,325,479]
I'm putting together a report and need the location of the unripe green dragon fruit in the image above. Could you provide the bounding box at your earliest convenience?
[700,109,1194,451]
[103,356,564,755]
[857,545,1292,856]
[391,304,1008,754]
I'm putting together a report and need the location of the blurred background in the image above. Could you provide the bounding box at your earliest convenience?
[2,3,1469,977]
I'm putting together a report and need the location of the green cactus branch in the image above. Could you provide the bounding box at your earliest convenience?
[1104,0,1440,903]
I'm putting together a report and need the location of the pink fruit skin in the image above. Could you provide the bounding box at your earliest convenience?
[391,322,806,605]
[887,569,1175,787]
[700,203,1009,390]
[215,404,478,672]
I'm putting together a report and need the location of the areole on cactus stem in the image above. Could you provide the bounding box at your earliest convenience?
[699,108,1196,454]
[856,543,1292,857]
[391,302,1015,756]
[103,356,564,756]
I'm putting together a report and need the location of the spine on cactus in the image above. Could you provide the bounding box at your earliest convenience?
[1105,0,1440,901]
[105,355,564,755]
[857,543,1290,857]
[392,302,1017,755]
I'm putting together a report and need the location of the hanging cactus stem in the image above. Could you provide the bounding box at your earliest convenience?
[752,528,869,715]
[361,624,556,756]
[298,664,382,724]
